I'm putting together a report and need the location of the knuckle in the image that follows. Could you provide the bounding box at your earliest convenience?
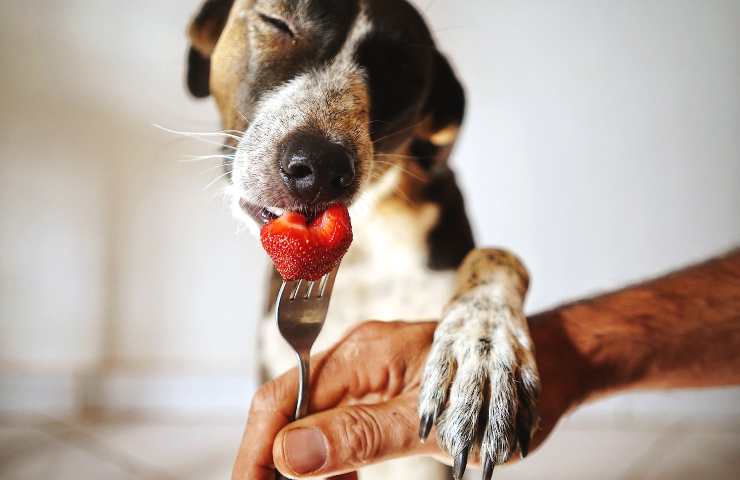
[334,321,392,366]
[346,320,387,341]
[338,406,383,462]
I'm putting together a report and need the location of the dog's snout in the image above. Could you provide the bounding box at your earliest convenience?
[279,132,355,203]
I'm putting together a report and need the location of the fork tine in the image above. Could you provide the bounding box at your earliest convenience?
[278,266,340,305]
[304,280,316,299]
[289,280,303,300]
[277,280,289,304]
[318,267,339,298]
[318,274,329,297]
[296,279,313,299]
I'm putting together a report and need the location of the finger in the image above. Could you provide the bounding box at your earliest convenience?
[232,346,359,480]
[273,393,438,478]
[232,377,297,480]
[232,321,435,480]
[313,321,435,408]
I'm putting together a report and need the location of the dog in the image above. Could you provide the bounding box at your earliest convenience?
[186,1,540,479]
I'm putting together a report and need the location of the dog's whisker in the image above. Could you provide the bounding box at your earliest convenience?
[372,118,427,145]
[153,124,244,142]
[180,154,236,163]
[374,152,414,157]
[223,129,246,136]
[391,186,415,206]
[373,160,426,182]
[169,134,239,151]
[197,163,230,175]
[202,170,233,191]
[153,125,241,150]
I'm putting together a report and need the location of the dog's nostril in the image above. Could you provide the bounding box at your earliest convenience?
[284,160,313,180]
[334,172,354,189]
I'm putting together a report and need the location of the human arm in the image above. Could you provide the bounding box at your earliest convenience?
[232,249,740,479]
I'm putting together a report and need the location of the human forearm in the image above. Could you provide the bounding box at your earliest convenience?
[235,250,740,477]
[530,249,740,406]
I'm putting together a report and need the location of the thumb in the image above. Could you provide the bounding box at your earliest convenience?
[273,393,433,477]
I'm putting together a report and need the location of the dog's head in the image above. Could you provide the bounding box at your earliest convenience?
[187,0,464,228]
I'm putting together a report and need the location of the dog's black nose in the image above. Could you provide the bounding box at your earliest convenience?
[278,132,355,203]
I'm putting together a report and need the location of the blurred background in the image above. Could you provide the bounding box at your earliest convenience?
[1,0,739,478]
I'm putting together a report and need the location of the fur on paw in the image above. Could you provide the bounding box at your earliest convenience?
[418,294,540,479]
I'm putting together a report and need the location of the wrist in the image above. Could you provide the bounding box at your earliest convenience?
[528,301,642,411]
[528,309,592,414]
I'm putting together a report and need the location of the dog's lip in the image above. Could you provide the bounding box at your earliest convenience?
[239,199,345,226]
[239,199,284,226]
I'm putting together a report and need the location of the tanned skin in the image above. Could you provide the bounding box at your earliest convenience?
[535,248,740,411]
[234,249,740,479]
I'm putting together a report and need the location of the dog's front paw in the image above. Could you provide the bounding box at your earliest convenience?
[418,295,540,479]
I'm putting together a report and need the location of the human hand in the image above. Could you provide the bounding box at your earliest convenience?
[232,319,579,479]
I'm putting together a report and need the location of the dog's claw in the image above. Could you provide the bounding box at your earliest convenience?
[482,455,495,480]
[419,413,433,442]
[518,428,530,459]
[453,447,469,480]
[515,386,534,459]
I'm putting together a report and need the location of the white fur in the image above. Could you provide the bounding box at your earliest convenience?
[418,274,540,467]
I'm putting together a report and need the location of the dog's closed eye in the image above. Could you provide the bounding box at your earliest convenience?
[257,12,294,38]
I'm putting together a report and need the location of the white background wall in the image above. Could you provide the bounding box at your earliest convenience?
[1,0,738,414]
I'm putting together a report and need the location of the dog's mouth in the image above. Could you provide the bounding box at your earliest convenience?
[239,199,340,226]
[239,200,284,226]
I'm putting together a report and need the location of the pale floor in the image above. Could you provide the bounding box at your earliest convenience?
[2,406,739,480]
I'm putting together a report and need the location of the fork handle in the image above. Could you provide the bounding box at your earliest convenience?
[294,351,311,420]
[275,351,311,480]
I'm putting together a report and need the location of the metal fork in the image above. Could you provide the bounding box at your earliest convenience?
[274,266,339,480]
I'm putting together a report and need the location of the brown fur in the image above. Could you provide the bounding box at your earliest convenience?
[451,249,530,303]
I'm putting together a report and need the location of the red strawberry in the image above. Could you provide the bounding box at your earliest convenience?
[260,204,353,281]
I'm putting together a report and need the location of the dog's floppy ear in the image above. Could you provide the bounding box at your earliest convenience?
[418,53,473,269]
[186,0,235,98]
[423,51,466,148]
[412,51,465,171]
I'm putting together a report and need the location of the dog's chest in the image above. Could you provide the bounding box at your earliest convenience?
[260,202,456,377]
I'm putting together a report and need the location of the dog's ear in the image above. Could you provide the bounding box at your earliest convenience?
[424,51,465,147]
[412,51,466,170]
[418,53,473,269]
[186,0,235,98]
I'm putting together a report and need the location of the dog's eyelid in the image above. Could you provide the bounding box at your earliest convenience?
[256,12,295,37]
